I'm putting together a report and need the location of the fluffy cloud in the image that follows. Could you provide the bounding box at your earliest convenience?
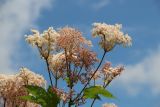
[0,0,51,74]
[114,47,160,95]
[77,0,111,10]
[77,0,124,10]
[91,0,110,10]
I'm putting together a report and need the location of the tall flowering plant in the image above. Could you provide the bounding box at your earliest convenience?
[0,22,132,107]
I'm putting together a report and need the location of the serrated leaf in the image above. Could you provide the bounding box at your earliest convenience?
[83,86,116,99]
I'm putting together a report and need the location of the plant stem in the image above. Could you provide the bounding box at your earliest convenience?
[48,69,53,87]
[62,102,65,107]
[77,64,83,76]
[36,34,54,87]
[90,80,112,107]
[46,60,54,87]
[68,102,71,107]
[90,98,96,107]
[93,79,95,86]
[45,31,54,87]
[55,77,58,88]
[64,49,70,81]
[3,98,6,107]
[64,50,73,107]
[55,71,58,88]
[91,79,97,107]
[73,50,106,103]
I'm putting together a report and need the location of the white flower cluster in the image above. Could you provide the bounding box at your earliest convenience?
[0,74,16,97]
[48,52,66,77]
[102,103,118,107]
[48,51,81,77]
[18,67,46,86]
[0,68,46,107]
[48,52,65,67]
[25,27,60,50]
[92,22,132,51]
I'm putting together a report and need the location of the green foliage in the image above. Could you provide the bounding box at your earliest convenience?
[83,86,116,100]
[20,85,60,107]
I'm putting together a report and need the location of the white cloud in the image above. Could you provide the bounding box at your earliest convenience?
[77,0,111,10]
[0,0,51,74]
[92,0,110,10]
[114,46,160,95]
[77,0,125,10]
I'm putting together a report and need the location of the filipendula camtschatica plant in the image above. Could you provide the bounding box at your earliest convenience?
[0,22,132,107]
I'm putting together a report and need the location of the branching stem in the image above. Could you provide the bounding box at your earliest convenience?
[73,50,106,103]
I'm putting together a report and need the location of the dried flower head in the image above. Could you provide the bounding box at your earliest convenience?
[57,27,92,51]
[75,48,98,70]
[102,62,124,82]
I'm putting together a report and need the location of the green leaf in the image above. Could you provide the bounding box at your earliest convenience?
[83,86,116,99]
[20,85,48,106]
[46,86,60,107]
[20,96,47,106]
[20,85,60,107]
[20,96,36,102]
[25,85,47,96]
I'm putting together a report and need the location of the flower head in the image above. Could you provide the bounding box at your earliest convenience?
[25,27,60,58]
[75,48,98,70]
[92,22,132,52]
[57,27,92,51]
[48,52,66,78]
[102,62,124,82]
[18,67,46,86]
[0,68,46,107]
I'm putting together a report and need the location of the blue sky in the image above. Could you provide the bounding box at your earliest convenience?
[0,0,160,107]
